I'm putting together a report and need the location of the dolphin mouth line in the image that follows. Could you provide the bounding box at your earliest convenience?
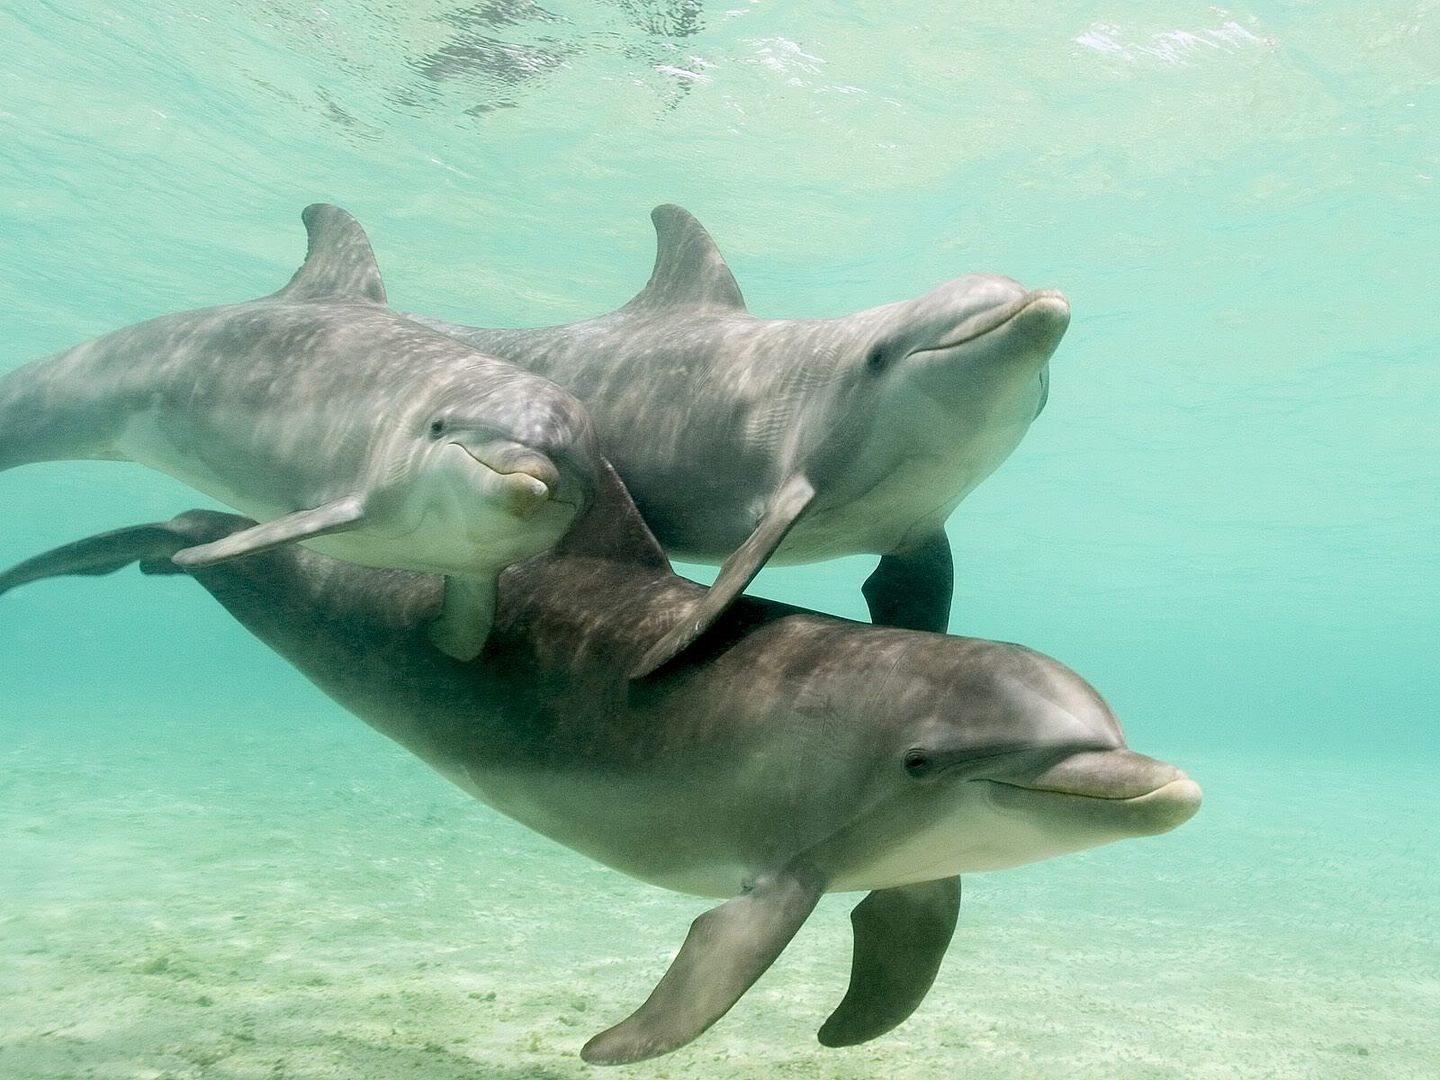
[457,444,553,486]
[910,289,1069,357]
[980,777,1185,802]
[449,443,563,518]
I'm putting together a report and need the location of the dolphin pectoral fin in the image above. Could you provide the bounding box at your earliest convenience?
[170,497,367,568]
[862,530,954,634]
[581,868,825,1065]
[0,511,256,596]
[428,575,496,661]
[818,876,961,1048]
[629,473,816,679]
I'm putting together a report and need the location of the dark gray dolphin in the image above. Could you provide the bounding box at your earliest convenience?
[410,205,1071,675]
[0,466,1199,1066]
[0,204,600,660]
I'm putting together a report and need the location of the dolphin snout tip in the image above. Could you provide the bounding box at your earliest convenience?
[998,289,1069,356]
[1026,288,1069,312]
[465,444,564,517]
[1139,775,1203,834]
[1020,289,1071,329]
[497,471,554,518]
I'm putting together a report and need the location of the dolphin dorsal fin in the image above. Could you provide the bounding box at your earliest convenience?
[273,203,387,305]
[554,459,670,571]
[622,204,746,314]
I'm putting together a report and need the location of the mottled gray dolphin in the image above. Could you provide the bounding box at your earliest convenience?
[0,467,1199,1065]
[410,205,1071,675]
[0,204,599,659]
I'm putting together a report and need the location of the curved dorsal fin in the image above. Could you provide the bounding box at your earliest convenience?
[273,203,387,305]
[621,204,746,314]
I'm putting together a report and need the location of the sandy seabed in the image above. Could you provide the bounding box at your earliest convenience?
[2,712,1436,1080]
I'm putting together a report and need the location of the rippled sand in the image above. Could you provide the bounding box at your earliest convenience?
[2,713,1435,1079]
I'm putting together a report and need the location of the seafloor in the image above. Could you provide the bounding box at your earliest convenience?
[2,709,1435,1079]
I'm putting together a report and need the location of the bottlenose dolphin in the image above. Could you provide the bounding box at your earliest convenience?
[410,205,1072,675]
[0,467,1199,1065]
[0,204,599,660]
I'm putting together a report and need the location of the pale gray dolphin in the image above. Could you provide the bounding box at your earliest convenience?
[0,204,600,659]
[409,205,1072,675]
[0,466,1199,1065]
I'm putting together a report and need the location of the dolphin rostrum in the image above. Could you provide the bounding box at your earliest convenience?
[0,204,600,660]
[410,205,1072,675]
[0,465,1200,1065]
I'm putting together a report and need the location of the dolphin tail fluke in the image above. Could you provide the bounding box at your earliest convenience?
[0,512,255,598]
[0,524,176,597]
[580,868,824,1066]
[629,471,815,679]
[817,876,961,1048]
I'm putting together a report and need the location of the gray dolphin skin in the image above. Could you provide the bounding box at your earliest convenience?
[0,204,599,660]
[409,205,1072,676]
[0,465,1200,1066]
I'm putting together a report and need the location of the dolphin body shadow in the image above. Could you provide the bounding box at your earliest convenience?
[0,462,1200,1066]
[410,205,1072,675]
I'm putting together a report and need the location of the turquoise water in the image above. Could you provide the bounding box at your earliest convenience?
[1,2,1436,1076]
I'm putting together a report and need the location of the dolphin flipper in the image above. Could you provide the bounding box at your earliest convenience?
[629,473,815,679]
[862,530,954,634]
[171,497,367,568]
[581,869,824,1065]
[429,575,497,662]
[818,876,962,1048]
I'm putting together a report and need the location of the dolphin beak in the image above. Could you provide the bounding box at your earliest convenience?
[458,444,561,518]
[1006,289,1070,354]
[985,749,1203,836]
[494,471,553,518]
[1011,748,1184,800]
[915,288,1071,357]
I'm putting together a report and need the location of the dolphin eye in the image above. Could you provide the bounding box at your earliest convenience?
[903,749,933,779]
[428,418,447,438]
[866,346,891,374]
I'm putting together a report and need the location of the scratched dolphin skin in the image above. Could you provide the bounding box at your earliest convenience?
[0,204,599,659]
[0,466,1199,1065]
[410,205,1071,675]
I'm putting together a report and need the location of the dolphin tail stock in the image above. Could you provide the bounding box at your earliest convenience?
[0,511,251,598]
[0,359,116,473]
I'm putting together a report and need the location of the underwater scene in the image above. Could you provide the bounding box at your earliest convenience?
[1,2,1436,1077]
